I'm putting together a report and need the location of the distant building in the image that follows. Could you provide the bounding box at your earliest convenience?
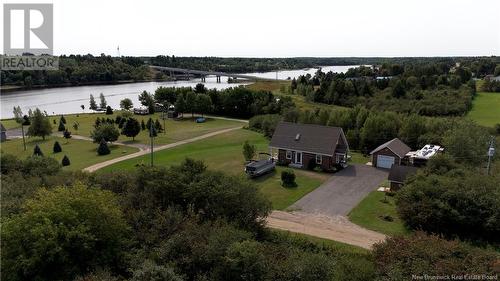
[370,138,411,169]
[133,107,149,115]
[388,164,418,190]
[269,122,349,171]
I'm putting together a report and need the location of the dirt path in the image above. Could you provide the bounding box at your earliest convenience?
[267,211,386,249]
[83,126,242,172]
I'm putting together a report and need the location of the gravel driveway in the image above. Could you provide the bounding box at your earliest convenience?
[289,165,388,216]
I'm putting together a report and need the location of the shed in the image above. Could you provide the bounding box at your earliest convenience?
[370,138,411,169]
[1,123,6,142]
[388,164,418,190]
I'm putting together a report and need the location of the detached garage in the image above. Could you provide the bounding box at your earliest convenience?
[370,138,411,169]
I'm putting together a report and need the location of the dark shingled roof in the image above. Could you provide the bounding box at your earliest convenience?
[388,164,418,183]
[269,122,345,155]
[370,138,411,158]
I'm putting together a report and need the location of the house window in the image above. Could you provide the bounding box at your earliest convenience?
[286,150,292,159]
[316,154,322,164]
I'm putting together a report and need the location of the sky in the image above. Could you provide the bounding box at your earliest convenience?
[2,0,500,57]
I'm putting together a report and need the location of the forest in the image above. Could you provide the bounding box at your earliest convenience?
[292,62,483,116]
[2,55,498,90]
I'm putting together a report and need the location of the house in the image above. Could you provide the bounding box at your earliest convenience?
[133,107,149,115]
[388,164,418,190]
[269,122,349,171]
[370,138,411,169]
[1,123,6,142]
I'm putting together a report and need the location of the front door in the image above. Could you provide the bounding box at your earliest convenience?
[294,152,302,165]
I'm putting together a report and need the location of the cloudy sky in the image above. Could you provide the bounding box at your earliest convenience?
[2,0,500,57]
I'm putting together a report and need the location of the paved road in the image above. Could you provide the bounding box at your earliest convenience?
[289,165,388,216]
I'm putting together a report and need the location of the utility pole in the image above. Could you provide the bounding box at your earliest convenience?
[150,120,154,167]
[486,136,495,175]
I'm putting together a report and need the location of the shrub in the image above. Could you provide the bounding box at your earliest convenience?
[281,169,296,187]
[97,139,111,155]
[61,155,70,166]
[130,260,183,281]
[373,232,499,280]
[91,123,119,143]
[53,141,62,153]
[63,129,72,140]
[33,144,43,156]
[105,105,113,115]
[1,184,129,281]
[242,140,256,161]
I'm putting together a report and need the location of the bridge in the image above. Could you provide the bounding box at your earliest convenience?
[150,65,282,82]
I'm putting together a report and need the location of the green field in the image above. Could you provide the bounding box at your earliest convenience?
[0,136,140,171]
[49,112,243,144]
[101,129,330,210]
[349,151,370,164]
[467,92,500,127]
[348,188,410,236]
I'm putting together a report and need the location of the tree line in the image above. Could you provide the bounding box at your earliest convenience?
[292,63,479,116]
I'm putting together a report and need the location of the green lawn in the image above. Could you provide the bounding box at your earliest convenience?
[0,136,139,171]
[0,119,21,130]
[467,92,500,127]
[101,129,329,210]
[349,151,370,164]
[348,188,410,236]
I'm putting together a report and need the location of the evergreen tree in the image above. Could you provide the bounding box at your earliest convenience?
[121,118,141,140]
[61,155,70,166]
[99,93,107,109]
[27,108,52,140]
[105,106,113,115]
[97,139,110,155]
[89,94,97,110]
[60,115,66,124]
[33,144,43,156]
[58,120,66,132]
[242,141,256,161]
[154,119,163,132]
[94,117,101,128]
[141,119,146,130]
[53,141,62,153]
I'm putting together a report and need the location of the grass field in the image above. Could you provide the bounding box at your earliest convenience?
[349,151,370,164]
[467,92,500,127]
[348,188,410,236]
[40,112,242,144]
[0,119,21,130]
[246,81,347,112]
[0,136,140,171]
[101,129,330,210]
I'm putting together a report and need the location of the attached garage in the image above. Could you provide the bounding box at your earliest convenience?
[370,138,411,169]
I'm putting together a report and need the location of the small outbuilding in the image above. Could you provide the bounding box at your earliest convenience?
[388,164,418,190]
[269,122,349,171]
[1,123,6,142]
[370,138,411,169]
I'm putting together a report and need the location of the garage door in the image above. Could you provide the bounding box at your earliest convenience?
[377,155,395,169]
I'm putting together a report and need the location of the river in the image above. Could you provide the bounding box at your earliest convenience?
[0,65,359,119]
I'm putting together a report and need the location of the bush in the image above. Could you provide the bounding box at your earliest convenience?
[53,141,62,153]
[91,123,119,143]
[105,105,113,115]
[131,260,183,281]
[63,129,72,140]
[373,232,499,280]
[1,184,129,281]
[33,144,43,156]
[396,170,500,244]
[61,155,70,166]
[97,139,111,155]
[281,169,296,187]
